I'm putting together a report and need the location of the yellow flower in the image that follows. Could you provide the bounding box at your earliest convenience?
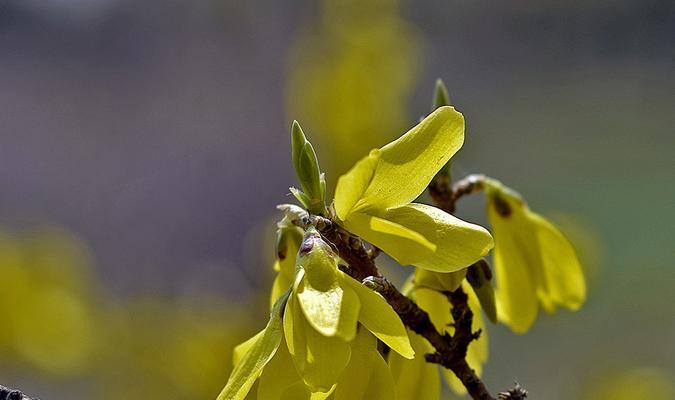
[484,178,586,333]
[218,229,413,399]
[389,280,488,398]
[333,106,494,273]
[285,228,413,392]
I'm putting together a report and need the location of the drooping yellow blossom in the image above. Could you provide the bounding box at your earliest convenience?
[484,178,586,333]
[219,228,413,399]
[390,279,488,398]
[333,106,494,273]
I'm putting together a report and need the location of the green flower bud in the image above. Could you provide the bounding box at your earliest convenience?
[432,78,451,111]
[430,79,452,181]
[291,121,326,214]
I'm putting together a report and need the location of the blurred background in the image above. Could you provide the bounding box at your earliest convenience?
[0,0,673,398]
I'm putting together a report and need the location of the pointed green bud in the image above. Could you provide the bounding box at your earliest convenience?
[319,172,327,201]
[466,259,497,323]
[291,121,325,214]
[432,79,451,111]
[430,79,452,182]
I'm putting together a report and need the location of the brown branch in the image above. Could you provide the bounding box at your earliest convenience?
[499,384,529,400]
[0,385,38,400]
[317,222,381,281]
[362,276,495,400]
[428,173,486,213]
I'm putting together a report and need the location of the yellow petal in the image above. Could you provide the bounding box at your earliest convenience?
[383,204,493,272]
[296,275,343,337]
[336,283,361,341]
[333,152,379,221]
[283,293,299,357]
[257,337,334,400]
[343,204,493,273]
[333,329,396,400]
[341,211,437,266]
[285,294,351,392]
[412,288,451,333]
[296,276,360,340]
[487,195,540,333]
[270,272,293,310]
[530,212,586,311]
[388,330,441,400]
[233,330,264,366]
[302,316,352,392]
[334,106,465,218]
[414,267,467,293]
[341,274,414,359]
[218,292,288,400]
[295,232,361,340]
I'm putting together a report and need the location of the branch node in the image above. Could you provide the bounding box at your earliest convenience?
[0,385,38,400]
[498,383,528,399]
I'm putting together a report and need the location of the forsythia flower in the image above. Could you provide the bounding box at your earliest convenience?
[484,178,586,333]
[333,106,493,273]
[389,276,488,399]
[285,228,413,392]
[218,229,413,399]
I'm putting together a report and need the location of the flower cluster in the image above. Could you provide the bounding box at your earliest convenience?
[219,80,587,399]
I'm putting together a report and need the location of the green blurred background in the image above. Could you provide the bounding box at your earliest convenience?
[0,0,673,398]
